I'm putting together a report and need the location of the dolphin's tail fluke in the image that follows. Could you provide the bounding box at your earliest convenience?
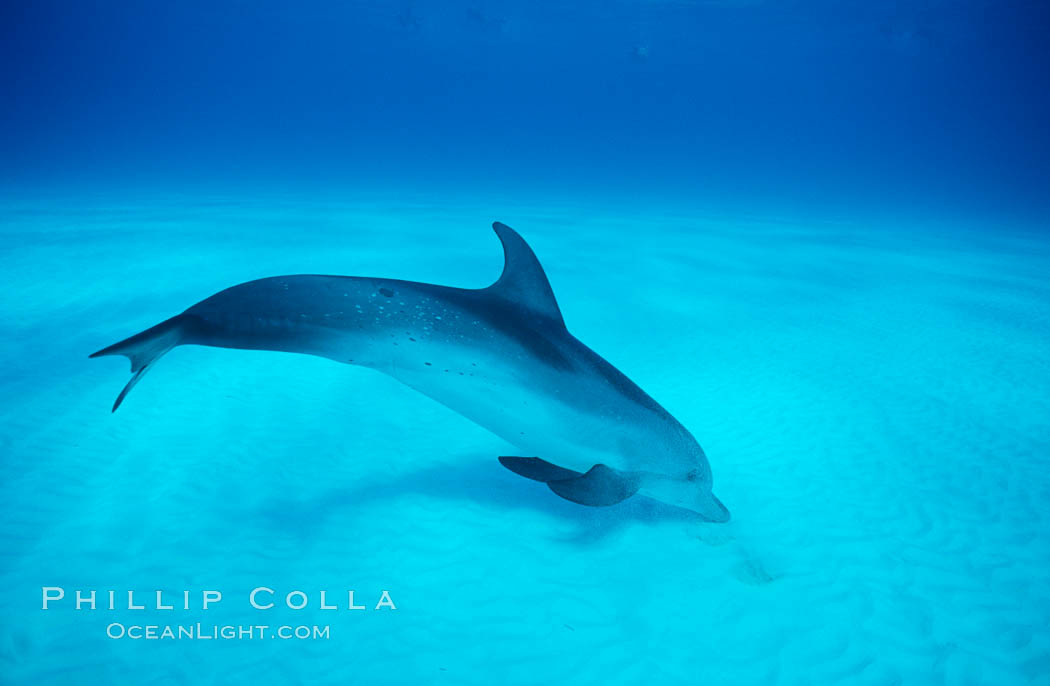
[89,314,190,412]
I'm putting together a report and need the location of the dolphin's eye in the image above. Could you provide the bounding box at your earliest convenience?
[686,469,699,482]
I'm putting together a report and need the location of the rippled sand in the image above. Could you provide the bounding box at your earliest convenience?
[1,195,1047,684]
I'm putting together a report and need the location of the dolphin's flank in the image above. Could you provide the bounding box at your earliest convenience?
[91,222,730,522]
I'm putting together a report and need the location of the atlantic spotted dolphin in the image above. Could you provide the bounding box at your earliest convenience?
[91,223,730,522]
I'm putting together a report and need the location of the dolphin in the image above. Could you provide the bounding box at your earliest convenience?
[91,222,730,522]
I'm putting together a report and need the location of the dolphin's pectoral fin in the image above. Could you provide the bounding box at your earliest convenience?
[498,456,580,482]
[499,458,640,507]
[547,464,641,507]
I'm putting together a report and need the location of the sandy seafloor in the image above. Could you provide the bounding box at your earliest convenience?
[0,193,1048,685]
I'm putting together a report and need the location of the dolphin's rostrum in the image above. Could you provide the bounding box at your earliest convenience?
[91,223,730,522]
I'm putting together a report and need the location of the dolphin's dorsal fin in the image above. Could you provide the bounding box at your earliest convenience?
[487,222,564,325]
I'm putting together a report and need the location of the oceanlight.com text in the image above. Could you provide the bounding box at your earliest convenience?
[106,623,330,640]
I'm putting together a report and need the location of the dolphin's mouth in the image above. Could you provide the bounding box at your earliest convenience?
[698,493,731,523]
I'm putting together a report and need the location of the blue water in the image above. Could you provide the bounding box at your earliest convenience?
[2,2,1049,685]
